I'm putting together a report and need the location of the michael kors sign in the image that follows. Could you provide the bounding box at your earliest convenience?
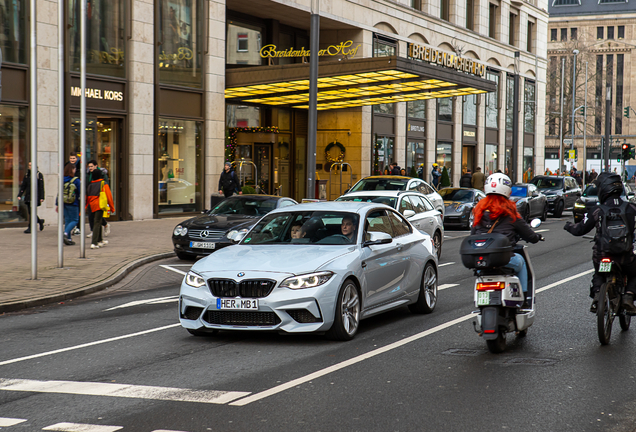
[407,43,486,78]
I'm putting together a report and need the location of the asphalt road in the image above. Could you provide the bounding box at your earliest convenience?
[2,213,636,432]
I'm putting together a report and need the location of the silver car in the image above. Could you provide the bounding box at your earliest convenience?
[335,191,444,259]
[179,202,438,341]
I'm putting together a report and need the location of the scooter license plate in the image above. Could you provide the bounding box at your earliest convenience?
[599,262,612,272]
[477,292,490,306]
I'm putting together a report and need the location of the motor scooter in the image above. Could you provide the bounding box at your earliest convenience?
[460,219,542,353]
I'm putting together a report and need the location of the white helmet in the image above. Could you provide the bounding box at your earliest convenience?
[484,173,512,198]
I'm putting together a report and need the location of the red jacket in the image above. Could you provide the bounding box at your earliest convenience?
[86,179,115,214]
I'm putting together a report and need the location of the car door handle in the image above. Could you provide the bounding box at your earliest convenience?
[361,261,367,268]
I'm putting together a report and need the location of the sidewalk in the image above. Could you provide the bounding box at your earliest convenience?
[0,217,184,313]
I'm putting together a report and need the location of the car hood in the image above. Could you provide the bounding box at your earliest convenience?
[192,244,356,276]
[510,196,525,203]
[538,188,562,195]
[183,214,259,231]
[443,201,471,212]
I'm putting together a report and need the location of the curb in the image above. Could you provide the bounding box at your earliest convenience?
[0,252,176,314]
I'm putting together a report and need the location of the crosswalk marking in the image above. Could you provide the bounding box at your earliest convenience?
[0,379,250,405]
[0,417,27,426]
[438,283,459,290]
[42,423,122,432]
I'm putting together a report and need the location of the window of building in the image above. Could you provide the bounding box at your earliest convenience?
[552,0,580,4]
[227,21,263,66]
[607,26,614,39]
[406,142,425,177]
[616,54,624,134]
[599,0,627,3]
[0,0,27,64]
[69,0,125,78]
[373,136,394,175]
[547,57,557,136]
[524,81,535,133]
[485,143,498,176]
[0,106,27,223]
[523,147,534,183]
[597,26,604,39]
[441,0,450,21]
[509,13,517,46]
[438,98,453,123]
[467,0,475,30]
[506,76,514,131]
[527,21,535,53]
[486,70,499,128]
[618,25,625,39]
[489,4,498,39]
[407,100,426,119]
[551,29,557,41]
[237,34,248,52]
[571,28,577,40]
[595,55,603,134]
[411,0,422,9]
[561,28,567,41]
[373,35,397,115]
[436,142,452,177]
[463,94,477,126]
[159,0,203,88]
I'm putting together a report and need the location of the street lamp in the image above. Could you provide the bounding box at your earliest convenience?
[570,49,579,171]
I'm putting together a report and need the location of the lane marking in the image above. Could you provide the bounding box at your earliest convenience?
[0,324,181,367]
[43,423,122,432]
[160,265,188,276]
[0,379,249,405]
[0,417,27,426]
[104,296,179,312]
[438,283,459,290]
[535,229,550,233]
[230,268,595,406]
[438,262,455,267]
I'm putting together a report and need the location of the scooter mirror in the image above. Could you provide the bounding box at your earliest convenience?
[530,218,542,229]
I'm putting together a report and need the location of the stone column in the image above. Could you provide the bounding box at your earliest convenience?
[396,102,407,169]
[476,93,486,173]
[453,96,463,186]
[426,99,437,184]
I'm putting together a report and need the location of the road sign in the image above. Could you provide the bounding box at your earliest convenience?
[563,139,572,145]
[568,149,576,160]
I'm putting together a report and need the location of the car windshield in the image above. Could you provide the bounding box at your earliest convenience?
[532,178,563,189]
[510,186,527,197]
[439,189,474,202]
[582,185,598,197]
[349,178,408,192]
[241,211,361,245]
[336,195,397,208]
[209,198,278,217]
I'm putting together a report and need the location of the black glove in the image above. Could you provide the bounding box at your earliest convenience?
[538,234,545,242]
[563,221,573,231]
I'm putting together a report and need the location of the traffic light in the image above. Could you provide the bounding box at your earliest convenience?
[622,143,630,160]
[629,144,636,160]
[625,107,631,118]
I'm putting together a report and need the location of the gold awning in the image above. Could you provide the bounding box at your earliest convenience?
[225,56,496,110]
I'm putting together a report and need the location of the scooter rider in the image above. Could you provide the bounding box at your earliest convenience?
[471,173,543,304]
[563,172,636,313]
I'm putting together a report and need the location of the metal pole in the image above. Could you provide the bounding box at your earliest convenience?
[570,50,578,170]
[306,0,319,199]
[559,58,565,174]
[57,0,65,267]
[604,84,611,172]
[511,52,520,182]
[29,0,38,280]
[80,0,87,256]
[583,62,588,186]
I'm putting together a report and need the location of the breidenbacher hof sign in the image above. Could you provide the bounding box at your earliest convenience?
[260,41,361,59]
[407,43,486,78]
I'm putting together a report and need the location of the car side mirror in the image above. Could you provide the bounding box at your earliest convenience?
[403,209,416,218]
[363,231,393,247]
[532,191,539,197]
[530,219,542,228]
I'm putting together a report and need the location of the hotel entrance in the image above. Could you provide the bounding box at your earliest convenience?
[235,142,275,194]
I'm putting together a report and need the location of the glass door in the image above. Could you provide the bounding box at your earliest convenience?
[254,143,272,194]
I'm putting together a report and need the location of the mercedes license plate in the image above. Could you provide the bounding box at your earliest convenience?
[477,292,490,306]
[599,262,612,273]
[190,241,215,249]
[217,298,258,310]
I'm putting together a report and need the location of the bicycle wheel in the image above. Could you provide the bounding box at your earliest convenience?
[597,282,615,345]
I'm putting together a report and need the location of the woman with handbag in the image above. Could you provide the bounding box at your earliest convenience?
[86,169,115,249]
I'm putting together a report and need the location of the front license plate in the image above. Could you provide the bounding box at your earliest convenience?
[190,241,215,249]
[477,292,490,306]
[217,298,258,310]
[599,262,612,272]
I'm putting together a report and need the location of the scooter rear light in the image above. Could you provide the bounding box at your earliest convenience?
[601,258,611,263]
[483,329,496,333]
[476,282,505,291]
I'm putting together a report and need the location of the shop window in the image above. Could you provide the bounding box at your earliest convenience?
[226,105,260,128]
[463,95,477,126]
[486,70,499,129]
[560,28,567,41]
[437,98,453,123]
[522,147,534,183]
[407,142,425,177]
[158,0,203,88]
[373,136,394,175]
[0,106,27,224]
[618,25,625,39]
[506,76,514,131]
[237,34,248,52]
[485,144,498,176]
[571,28,577,40]
[607,26,614,40]
[373,34,397,57]
[0,0,27,64]
[436,142,452,179]
[597,26,604,40]
[227,21,263,65]
[407,100,426,120]
[524,81,535,133]
[157,119,203,214]
[550,29,557,42]
[68,0,125,78]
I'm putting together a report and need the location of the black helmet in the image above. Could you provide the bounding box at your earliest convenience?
[597,172,623,203]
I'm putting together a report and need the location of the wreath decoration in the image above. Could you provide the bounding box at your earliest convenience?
[325,141,346,164]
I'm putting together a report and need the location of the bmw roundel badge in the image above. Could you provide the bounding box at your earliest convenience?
[237,272,245,277]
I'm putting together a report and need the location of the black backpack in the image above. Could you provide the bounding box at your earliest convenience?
[598,201,633,254]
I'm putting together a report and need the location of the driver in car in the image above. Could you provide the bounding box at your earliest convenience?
[291,221,305,239]
[341,216,356,242]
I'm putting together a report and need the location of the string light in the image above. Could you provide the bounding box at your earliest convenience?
[226,126,279,162]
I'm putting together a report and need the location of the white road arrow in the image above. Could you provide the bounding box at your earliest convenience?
[103,296,179,312]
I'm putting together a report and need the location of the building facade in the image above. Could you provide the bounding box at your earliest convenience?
[0,0,547,227]
[547,0,636,176]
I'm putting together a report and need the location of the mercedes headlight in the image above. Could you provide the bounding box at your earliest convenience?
[546,195,557,201]
[280,271,334,290]
[185,271,206,288]
[173,225,188,236]
[227,228,249,240]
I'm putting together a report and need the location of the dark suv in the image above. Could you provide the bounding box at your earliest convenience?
[529,176,581,217]
[572,182,636,223]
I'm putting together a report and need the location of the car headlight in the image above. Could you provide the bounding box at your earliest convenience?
[545,195,556,201]
[574,202,586,209]
[185,271,206,288]
[280,271,334,289]
[227,228,249,240]
[173,225,188,236]
[455,205,465,212]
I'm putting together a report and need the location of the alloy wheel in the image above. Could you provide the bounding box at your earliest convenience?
[341,283,360,336]
[424,265,438,309]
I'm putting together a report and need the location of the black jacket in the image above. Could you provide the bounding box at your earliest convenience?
[18,170,45,205]
[459,174,472,188]
[565,196,636,263]
[218,169,240,192]
[471,211,542,246]
[390,166,401,175]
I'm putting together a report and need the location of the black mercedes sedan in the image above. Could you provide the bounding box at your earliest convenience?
[172,195,298,260]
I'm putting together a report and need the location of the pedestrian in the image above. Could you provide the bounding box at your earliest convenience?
[460,169,472,188]
[82,160,109,238]
[431,163,441,189]
[390,162,401,175]
[544,168,552,175]
[57,162,80,245]
[86,168,115,249]
[471,166,485,191]
[69,152,80,171]
[588,168,597,183]
[17,161,45,233]
[400,168,406,176]
[574,171,583,186]
[218,162,242,198]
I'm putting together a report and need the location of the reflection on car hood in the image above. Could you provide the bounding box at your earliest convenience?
[509,196,524,202]
[183,214,258,231]
[193,245,355,275]
[443,201,471,212]
[539,188,561,195]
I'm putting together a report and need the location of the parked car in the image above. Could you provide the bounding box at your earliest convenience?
[529,176,581,217]
[335,190,444,258]
[510,183,548,221]
[438,187,485,229]
[179,202,438,341]
[572,181,636,223]
[345,176,444,216]
[172,195,298,260]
